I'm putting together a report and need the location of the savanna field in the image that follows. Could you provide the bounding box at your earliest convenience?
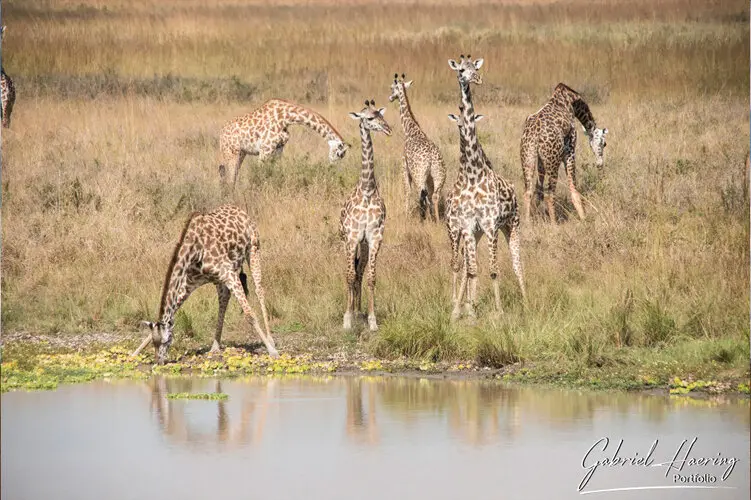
[1,0,749,391]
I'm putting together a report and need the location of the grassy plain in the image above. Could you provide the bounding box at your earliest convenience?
[1,0,749,391]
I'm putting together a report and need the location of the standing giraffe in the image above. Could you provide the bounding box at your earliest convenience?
[218,98,350,188]
[132,205,278,364]
[388,73,446,221]
[446,55,526,320]
[1,26,16,129]
[520,83,608,222]
[340,100,391,331]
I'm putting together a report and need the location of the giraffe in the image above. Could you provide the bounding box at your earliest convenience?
[388,73,446,221]
[218,98,350,188]
[520,83,608,222]
[340,99,391,332]
[446,55,526,320]
[1,26,16,129]
[131,204,278,365]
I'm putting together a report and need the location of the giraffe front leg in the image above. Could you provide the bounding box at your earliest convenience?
[431,167,445,223]
[248,242,274,348]
[485,231,503,315]
[365,236,382,332]
[502,220,527,303]
[564,138,586,220]
[225,273,278,358]
[343,241,358,331]
[212,284,231,353]
[354,240,369,319]
[403,158,413,216]
[544,160,559,223]
[521,146,538,223]
[462,231,479,321]
[449,228,465,322]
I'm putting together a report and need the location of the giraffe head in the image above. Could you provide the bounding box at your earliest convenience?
[141,320,173,365]
[349,100,392,136]
[447,54,484,85]
[388,73,413,103]
[328,139,350,163]
[584,126,608,168]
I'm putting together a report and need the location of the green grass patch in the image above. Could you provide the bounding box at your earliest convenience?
[166,392,229,400]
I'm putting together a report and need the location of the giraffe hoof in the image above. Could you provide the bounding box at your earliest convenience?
[343,312,354,331]
[209,343,221,354]
[267,347,280,359]
[450,308,462,323]
[368,316,378,332]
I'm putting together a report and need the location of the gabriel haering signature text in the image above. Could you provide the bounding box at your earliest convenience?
[579,437,740,493]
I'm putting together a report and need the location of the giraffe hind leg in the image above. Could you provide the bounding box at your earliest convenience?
[212,284,231,353]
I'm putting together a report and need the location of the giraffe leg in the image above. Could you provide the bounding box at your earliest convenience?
[403,158,413,216]
[484,228,503,315]
[449,226,464,321]
[354,240,369,319]
[462,231,479,320]
[544,160,559,223]
[343,241,358,331]
[521,145,538,223]
[431,166,445,222]
[535,157,545,212]
[502,220,527,303]
[248,240,274,348]
[365,237,382,331]
[224,273,278,358]
[212,284,231,353]
[564,134,585,220]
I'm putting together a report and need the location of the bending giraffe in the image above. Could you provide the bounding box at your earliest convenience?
[1,26,16,129]
[446,55,526,320]
[520,83,608,222]
[340,100,391,332]
[388,73,446,221]
[132,205,278,364]
[218,98,350,188]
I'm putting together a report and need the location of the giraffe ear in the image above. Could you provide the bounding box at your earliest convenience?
[473,58,484,70]
[140,321,155,329]
[603,128,609,135]
[448,59,460,70]
[447,114,459,122]
[475,114,485,122]
[378,107,386,116]
[404,80,413,89]
[348,112,361,120]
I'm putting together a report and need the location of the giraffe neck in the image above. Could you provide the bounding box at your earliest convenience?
[157,214,197,326]
[281,102,344,142]
[572,99,597,134]
[396,88,420,136]
[358,123,377,195]
[458,80,485,181]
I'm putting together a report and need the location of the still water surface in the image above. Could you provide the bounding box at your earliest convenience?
[2,376,749,500]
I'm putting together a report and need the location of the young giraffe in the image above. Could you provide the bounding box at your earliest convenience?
[388,73,446,221]
[132,205,278,365]
[520,83,608,222]
[218,98,350,188]
[446,55,526,320]
[1,26,16,129]
[340,100,392,331]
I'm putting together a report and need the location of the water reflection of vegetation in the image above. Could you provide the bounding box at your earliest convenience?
[146,376,749,450]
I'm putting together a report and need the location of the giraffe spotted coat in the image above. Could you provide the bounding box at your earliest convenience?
[219,98,349,188]
[388,74,446,221]
[1,26,15,129]
[520,83,608,222]
[134,204,277,364]
[340,100,391,332]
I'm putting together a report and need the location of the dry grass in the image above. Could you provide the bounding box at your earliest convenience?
[1,0,748,379]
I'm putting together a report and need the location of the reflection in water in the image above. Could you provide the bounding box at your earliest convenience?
[149,376,273,449]
[145,375,751,451]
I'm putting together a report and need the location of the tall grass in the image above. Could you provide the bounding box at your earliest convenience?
[1,0,748,378]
